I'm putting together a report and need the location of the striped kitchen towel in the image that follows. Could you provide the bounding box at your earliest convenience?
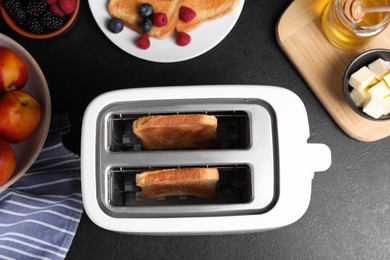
[0,114,83,260]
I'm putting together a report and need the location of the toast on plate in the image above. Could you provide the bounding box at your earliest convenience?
[108,0,180,39]
[176,0,240,32]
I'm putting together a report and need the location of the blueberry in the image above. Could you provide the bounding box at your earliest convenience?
[139,3,153,18]
[141,18,152,33]
[108,18,124,33]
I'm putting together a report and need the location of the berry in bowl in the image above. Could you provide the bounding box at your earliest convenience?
[343,49,390,121]
[0,0,79,39]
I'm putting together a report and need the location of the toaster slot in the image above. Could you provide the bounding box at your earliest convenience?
[107,111,250,152]
[108,165,252,207]
[96,98,278,217]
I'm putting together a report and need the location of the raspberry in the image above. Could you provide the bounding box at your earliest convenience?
[152,13,167,27]
[179,6,196,23]
[45,0,58,5]
[58,0,75,15]
[176,32,191,46]
[136,34,150,49]
[50,4,65,18]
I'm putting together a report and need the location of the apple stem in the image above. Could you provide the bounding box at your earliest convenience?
[6,84,16,92]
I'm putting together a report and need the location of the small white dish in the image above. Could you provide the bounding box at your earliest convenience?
[88,0,245,63]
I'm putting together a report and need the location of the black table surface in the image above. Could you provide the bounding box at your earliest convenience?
[1,0,390,259]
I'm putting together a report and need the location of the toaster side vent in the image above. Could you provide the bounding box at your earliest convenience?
[107,111,250,152]
[108,165,252,207]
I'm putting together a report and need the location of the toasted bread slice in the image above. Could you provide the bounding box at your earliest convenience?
[176,0,240,32]
[132,114,217,150]
[136,168,219,199]
[108,0,180,39]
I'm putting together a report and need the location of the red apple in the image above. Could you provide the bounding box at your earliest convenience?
[0,90,41,143]
[0,138,16,186]
[0,46,28,94]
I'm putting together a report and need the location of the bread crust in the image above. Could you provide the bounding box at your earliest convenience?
[132,114,217,150]
[176,0,240,32]
[136,168,219,199]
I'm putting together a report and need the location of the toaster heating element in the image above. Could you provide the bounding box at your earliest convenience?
[81,85,331,234]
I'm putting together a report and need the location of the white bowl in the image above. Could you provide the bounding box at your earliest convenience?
[0,33,51,192]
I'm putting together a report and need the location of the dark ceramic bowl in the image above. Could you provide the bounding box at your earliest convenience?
[343,49,390,121]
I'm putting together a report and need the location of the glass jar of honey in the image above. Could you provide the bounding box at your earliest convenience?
[322,0,390,49]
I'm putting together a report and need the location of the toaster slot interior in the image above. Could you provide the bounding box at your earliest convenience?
[107,111,250,152]
[108,165,252,207]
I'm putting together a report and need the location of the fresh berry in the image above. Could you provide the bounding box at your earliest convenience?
[40,10,64,31]
[45,0,58,5]
[2,0,27,26]
[141,18,152,33]
[49,4,65,18]
[179,6,196,23]
[136,34,150,49]
[152,12,167,27]
[107,18,124,33]
[25,18,46,34]
[58,0,75,15]
[25,0,48,18]
[139,3,153,18]
[176,32,191,46]
[3,0,71,34]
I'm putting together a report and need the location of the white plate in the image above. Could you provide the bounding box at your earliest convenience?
[0,33,51,192]
[88,0,245,63]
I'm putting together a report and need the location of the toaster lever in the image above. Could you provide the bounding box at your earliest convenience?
[305,143,332,174]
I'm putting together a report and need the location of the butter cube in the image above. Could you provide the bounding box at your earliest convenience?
[350,88,368,107]
[349,66,375,92]
[368,58,390,80]
[383,95,390,114]
[362,97,388,119]
[382,73,390,86]
[369,78,380,86]
[367,80,390,99]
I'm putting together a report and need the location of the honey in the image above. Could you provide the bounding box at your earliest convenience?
[322,0,390,49]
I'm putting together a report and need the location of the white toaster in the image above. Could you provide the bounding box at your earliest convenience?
[81,85,331,234]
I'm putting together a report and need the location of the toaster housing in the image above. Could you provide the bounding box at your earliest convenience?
[81,85,331,234]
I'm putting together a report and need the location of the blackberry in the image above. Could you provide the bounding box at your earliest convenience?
[2,0,27,26]
[24,18,46,34]
[25,0,48,18]
[40,10,64,31]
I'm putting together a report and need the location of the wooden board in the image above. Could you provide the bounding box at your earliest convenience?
[276,0,390,142]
